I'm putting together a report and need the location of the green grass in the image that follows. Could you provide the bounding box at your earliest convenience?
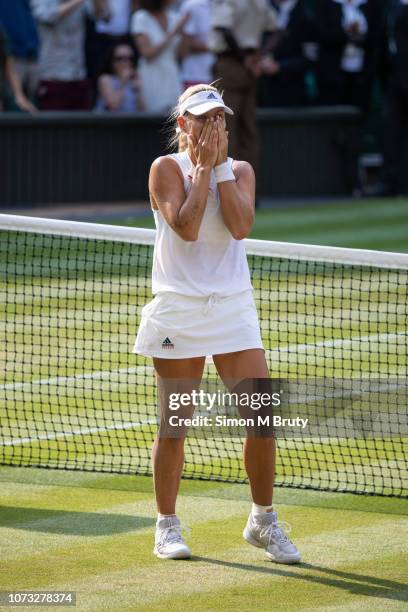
[0,468,407,611]
[120,198,408,253]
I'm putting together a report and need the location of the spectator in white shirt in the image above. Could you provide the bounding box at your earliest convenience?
[178,0,214,88]
[131,0,188,113]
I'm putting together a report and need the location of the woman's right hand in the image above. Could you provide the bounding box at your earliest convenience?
[189,118,219,169]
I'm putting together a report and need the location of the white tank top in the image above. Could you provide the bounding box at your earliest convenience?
[151,150,252,297]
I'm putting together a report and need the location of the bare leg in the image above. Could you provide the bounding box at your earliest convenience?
[243,437,275,506]
[213,349,275,507]
[152,356,205,515]
[151,437,186,515]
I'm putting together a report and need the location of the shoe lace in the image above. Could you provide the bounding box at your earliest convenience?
[158,523,190,548]
[260,519,292,546]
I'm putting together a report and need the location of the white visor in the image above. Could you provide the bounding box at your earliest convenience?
[179,90,234,117]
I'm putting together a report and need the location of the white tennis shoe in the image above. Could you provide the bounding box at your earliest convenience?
[243,510,301,564]
[154,516,191,560]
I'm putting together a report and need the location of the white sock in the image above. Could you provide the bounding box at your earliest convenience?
[251,503,273,517]
[157,512,177,522]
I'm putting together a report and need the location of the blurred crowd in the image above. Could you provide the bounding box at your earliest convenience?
[0,0,407,193]
[1,0,406,113]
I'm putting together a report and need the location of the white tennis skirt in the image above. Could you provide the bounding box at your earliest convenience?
[133,289,264,359]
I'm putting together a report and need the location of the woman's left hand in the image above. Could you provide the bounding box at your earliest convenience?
[215,116,228,166]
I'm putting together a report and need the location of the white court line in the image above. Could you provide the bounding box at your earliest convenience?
[1,331,406,392]
[0,365,154,391]
[0,419,158,447]
[267,331,407,354]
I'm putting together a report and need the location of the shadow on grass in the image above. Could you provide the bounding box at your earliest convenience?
[192,557,408,602]
[0,506,154,536]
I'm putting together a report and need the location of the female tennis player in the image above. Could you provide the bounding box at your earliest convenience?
[134,84,300,564]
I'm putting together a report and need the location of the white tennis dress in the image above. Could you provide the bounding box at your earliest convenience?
[133,150,263,358]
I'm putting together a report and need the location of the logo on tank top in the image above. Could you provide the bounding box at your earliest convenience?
[162,337,174,349]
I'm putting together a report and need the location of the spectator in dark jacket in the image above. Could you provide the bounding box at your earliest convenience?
[0,0,39,99]
[314,0,384,112]
[374,0,408,195]
[258,0,314,107]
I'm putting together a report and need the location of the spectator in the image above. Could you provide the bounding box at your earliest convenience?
[374,0,408,196]
[86,0,133,81]
[95,41,145,111]
[131,0,188,113]
[314,0,384,113]
[257,0,314,107]
[31,0,110,111]
[210,0,277,173]
[0,26,36,113]
[178,0,214,88]
[0,0,39,100]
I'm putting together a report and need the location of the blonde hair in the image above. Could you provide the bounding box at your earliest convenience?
[166,83,221,152]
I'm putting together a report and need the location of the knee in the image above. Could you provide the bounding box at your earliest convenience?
[155,436,186,450]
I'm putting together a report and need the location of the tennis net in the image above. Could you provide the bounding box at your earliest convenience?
[1,214,407,497]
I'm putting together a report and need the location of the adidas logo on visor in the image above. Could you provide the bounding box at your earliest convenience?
[179,90,233,116]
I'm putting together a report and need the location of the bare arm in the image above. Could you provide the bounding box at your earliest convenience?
[5,58,37,114]
[149,119,218,241]
[149,157,211,241]
[217,162,255,240]
[215,117,255,239]
[31,0,85,23]
[32,0,108,24]
[134,32,173,60]
[133,13,189,60]
[58,0,84,19]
